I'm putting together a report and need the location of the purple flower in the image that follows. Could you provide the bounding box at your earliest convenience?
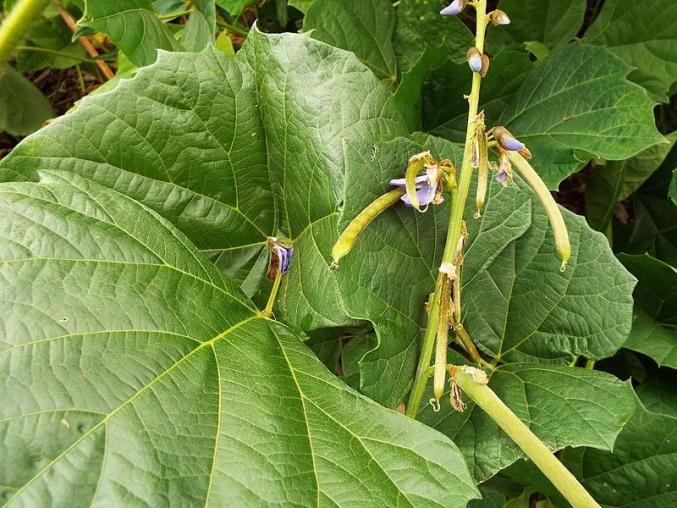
[468,55,482,73]
[267,237,294,278]
[273,245,294,274]
[390,174,438,209]
[493,126,526,152]
[440,0,464,16]
[467,47,483,73]
[495,154,512,187]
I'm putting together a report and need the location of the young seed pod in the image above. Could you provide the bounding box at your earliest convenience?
[433,276,453,403]
[508,152,571,269]
[331,187,405,264]
[467,47,483,73]
[473,117,490,217]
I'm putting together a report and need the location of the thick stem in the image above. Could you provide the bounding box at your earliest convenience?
[406,0,488,417]
[454,367,600,508]
[0,0,50,74]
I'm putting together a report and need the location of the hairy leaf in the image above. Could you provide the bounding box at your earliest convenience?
[304,0,397,81]
[620,254,677,369]
[0,172,480,507]
[562,395,677,507]
[487,0,586,52]
[419,365,635,481]
[0,66,53,137]
[498,44,663,187]
[585,0,677,101]
[80,0,180,67]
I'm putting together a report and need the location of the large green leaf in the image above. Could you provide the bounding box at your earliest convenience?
[0,30,406,308]
[79,0,181,67]
[0,171,480,507]
[497,44,663,188]
[304,0,397,81]
[562,395,677,507]
[487,0,586,52]
[461,177,636,364]
[586,135,676,231]
[584,0,677,102]
[418,364,635,481]
[0,66,53,137]
[619,254,677,369]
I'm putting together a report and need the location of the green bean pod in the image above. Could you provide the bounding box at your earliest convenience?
[331,187,406,264]
[508,152,571,269]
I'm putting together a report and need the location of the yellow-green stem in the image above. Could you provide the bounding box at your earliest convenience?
[406,0,488,417]
[261,270,282,318]
[455,368,600,508]
[0,0,50,75]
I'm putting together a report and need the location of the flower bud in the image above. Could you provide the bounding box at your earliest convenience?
[488,9,510,25]
[467,47,482,73]
[493,126,526,152]
[440,0,465,16]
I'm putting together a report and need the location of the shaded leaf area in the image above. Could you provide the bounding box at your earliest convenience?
[79,0,181,67]
[584,0,677,101]
[496,44,663,188]
[487,0,586,53]
[562,396,677,508]
[423,50,533,140]
[334,133,635,406]
[586,135,676,232]
[623,194,677,267]
[619,254,677,369]
[304,0,397,81]
[417,365,635,482]
[0,172,480,507]
[300,0,473,129]
[635,369,677,418]
[0,66,53,137]
[393,0,472,73]
[0,30,406,308]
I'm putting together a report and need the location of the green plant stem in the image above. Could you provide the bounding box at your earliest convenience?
[406,0,488,417]
[15,45,106,63]
[261,270,283,318]
[454,367,600,508]
[585,359,596,370]
[216,19,249,37]
[0,0,50,75]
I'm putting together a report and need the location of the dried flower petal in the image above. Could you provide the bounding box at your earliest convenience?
[467,47,482,73]
[488,9,510,25]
